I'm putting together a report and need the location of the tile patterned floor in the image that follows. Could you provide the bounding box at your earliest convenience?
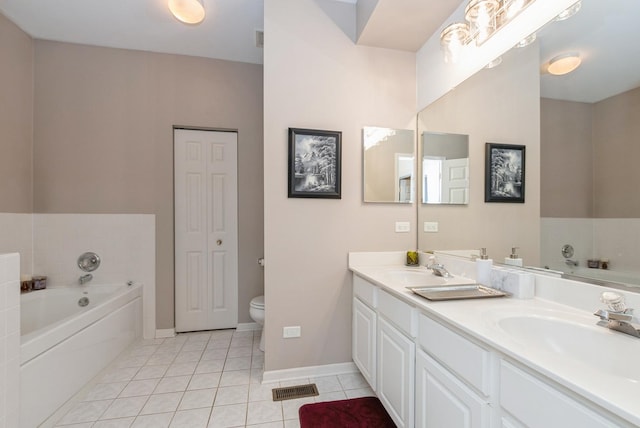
[53,329,374,427]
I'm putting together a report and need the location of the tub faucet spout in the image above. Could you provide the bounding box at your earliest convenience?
[79,273,93,285]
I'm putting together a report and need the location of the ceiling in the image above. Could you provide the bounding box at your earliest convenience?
[0,0,637,103]
[0,0,459,64]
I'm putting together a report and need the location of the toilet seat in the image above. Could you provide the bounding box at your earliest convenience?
[250,295,264,309]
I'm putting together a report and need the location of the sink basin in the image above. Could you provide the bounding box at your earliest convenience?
[379,269,475,287]
[492,311,640,382]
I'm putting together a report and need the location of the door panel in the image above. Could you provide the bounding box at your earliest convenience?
[175,129,238,332]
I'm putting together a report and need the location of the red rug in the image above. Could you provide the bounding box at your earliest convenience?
[299,397,396,428]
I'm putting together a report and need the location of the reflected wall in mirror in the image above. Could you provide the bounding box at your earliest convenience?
[539,0,640,286]
[416,45,540,263]
[421,132,469,204]
[363,126,415,203]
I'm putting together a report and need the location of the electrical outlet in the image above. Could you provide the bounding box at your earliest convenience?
[424,222,439,233]
[283,326,301,338]
[395,222,411,233]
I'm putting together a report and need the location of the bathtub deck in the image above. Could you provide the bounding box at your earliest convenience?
[52,329,373,427]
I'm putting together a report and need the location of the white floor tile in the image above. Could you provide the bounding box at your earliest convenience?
[134,364,169,380]
[179,389,216,410]
[131,412,174,428]
[58,400,112,424]
[84,382,128,401]
[170,408,212,428]
[208,403,247,428]
[189,372,222,390]
[219,369,251,387]
[101,396,148,419]
[166,361,198,377]
[52,328,371,428]
[196,359,226,374]
[120,379,161,397]
[248,383,279,402]
[93,417,136,427]
[246,400,283,426]
[155,375,192,393]
[214,385,249,406]
[140,392,183,415]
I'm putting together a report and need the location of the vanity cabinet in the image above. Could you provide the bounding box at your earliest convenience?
[377,316,415,428]
[415,314,491,428]
[352,275,378,390]
[415,349,489,428]
[499,360,622,428]
[353,297,376,390]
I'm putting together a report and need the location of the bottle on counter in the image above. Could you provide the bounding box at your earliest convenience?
[504,247,523,267]
[476,248,493,286]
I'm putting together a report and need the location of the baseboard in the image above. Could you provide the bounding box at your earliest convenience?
[236,322,261,332]
[262,362,359,384]
[155,328,176,338]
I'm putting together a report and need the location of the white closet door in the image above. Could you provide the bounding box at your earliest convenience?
[174,129,238,332]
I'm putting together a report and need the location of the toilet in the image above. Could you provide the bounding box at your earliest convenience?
[249,295,265,351]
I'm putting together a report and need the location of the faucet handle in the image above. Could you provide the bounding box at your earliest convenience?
[601,291,626,312]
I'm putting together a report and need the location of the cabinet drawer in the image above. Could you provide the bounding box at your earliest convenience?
[378,289,417,337]
[418,314,490,396]
[353,275,377,308]
[500,360,619,428]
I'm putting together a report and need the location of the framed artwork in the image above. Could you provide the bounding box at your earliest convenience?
[485,143,525,203]
[288,128,342,199]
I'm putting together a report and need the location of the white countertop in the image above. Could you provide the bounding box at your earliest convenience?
[349,258,640,427]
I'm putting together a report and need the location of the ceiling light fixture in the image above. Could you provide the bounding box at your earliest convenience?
[440,0,536,63]
[168,0,206,25]
[555,1,581,21]
[547,52,581,75]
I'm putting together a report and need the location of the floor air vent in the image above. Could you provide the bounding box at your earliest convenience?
[272,384,319,401]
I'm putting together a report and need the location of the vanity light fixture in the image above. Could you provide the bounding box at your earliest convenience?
[547,52,581,75]
[440,23,470,64]
[555,1,581,21]
[440,0,537,62]
[168,0,206,25]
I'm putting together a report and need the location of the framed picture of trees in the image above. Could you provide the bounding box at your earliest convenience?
[288,128,342,199]
[485,142,525,203]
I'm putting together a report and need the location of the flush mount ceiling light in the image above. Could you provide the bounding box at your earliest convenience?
[547,52,581,75]
[168,0,205,25]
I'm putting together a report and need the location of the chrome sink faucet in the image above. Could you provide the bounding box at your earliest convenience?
[594,292,640,338]
[79,273,93,285]
[426,256,453,278]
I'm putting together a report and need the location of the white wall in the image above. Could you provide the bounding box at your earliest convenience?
[542,218,640,275]
[0,214,32,275]
[0,253,20,427]
[263,0,417,372]
[33,214,156,339]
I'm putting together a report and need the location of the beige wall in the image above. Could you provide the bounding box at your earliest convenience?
[33,41,264,328]
[0,13,33,213]
[417,46,541,265]
[540,98,593,218]
[593,86,640,218]
[264,0,417,371]
[540,86,640,219]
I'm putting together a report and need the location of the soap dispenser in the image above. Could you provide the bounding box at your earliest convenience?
[476,248,493,286]
[504,247,523,267]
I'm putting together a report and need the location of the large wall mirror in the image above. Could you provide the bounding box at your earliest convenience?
[363,126,415,203]
[421,132,469,204]
[417,0,640,289]
[538,0,640,285]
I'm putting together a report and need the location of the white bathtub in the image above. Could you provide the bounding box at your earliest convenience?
[20,283,143,428]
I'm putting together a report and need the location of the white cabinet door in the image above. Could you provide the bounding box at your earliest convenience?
[353,297,376,391]
[415,349,489,428]
[500,360,621,428]
[378,316,415,428]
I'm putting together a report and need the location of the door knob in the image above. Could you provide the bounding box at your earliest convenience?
[216,240,222,246]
